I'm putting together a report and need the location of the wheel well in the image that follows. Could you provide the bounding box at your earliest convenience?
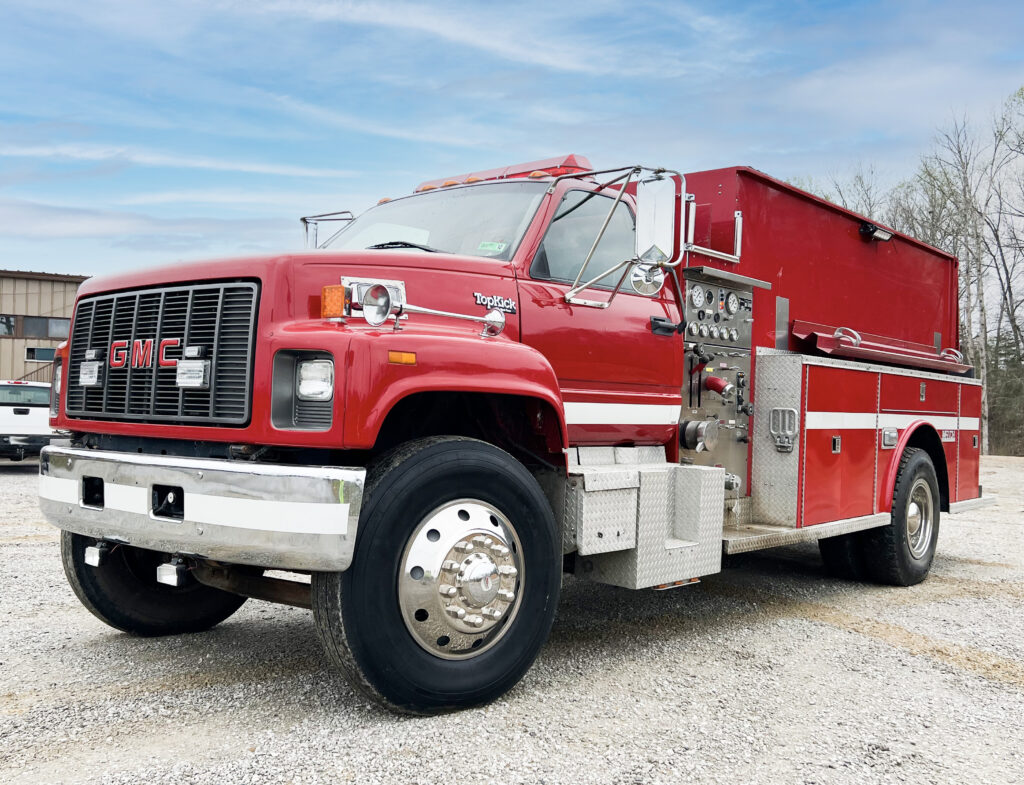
[372,392,565,470]
[905,426,950,511]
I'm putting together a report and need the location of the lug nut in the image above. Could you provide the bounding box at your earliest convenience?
[489,544,510,558]
[453,540,473,553]
[497,589,515,603]
[442,560,461,572]
[465,614,485,628]
[472,536,490,548]
[482,607,503,620]
[438,583,457,598]
[498,565,518,578]
[445,604,466,620]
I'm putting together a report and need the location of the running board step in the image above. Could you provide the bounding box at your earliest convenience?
[722,513,889,554]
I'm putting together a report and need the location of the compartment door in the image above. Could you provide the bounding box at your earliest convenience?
[801,365,879,526]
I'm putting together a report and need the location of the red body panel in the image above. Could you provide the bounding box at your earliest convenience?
[683,167,960,358]
[957,385,982,500]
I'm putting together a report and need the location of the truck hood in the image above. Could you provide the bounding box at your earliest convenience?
[76,250,522,333]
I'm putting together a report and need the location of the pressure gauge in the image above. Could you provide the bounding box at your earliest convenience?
[710,325,720,339]
[698,324,709,338]
[729,328,739,341]
[690,286,705,308]
[725,292,740,315]
[688,322,699,336]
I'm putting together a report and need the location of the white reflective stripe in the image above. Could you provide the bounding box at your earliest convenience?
[104,483,148,513]
[805,411,876,430]
[806,411,963,431]
[563,402,682,426]
[959,417,980,431]
[39,475,78,504]
[185,494,348,536]
[879,413,960,431]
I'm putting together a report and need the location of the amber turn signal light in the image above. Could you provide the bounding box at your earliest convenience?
[322,285,347,319]
[388,351,417,366]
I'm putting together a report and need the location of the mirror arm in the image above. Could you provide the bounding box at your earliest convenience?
[564,256,636,307]
[569,167,640,291]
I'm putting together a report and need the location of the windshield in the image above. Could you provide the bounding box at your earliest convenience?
[326,181,547,261]
[0,385,50,405]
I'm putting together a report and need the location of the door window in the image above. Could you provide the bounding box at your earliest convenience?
[531,191,635,288]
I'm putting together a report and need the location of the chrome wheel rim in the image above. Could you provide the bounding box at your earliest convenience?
[905,478,934,559]
[398,499,524,660]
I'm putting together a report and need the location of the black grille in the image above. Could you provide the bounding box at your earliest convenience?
[66,281,259,426]
[294,398,333,429]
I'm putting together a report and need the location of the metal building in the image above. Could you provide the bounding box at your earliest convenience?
[0,270,89,383]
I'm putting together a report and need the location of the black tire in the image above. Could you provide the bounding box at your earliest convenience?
[312,436,561,715]
[818,531,869,581]
[61,531,247,636]
[862,447,941,586]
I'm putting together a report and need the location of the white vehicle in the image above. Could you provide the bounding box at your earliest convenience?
[1,380,54,460]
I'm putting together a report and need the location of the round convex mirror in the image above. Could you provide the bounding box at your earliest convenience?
[628,263,666,296]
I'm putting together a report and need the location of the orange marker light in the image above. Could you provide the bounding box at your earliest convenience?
[388,351,417,366]
[417,184,438,192]
[321,285,346,319]
[442,180,459,187]
[527,170,548,178]
[465,176,481,183]
[377,197,391,204]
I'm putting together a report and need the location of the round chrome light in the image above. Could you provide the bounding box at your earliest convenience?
[362,284,393,326]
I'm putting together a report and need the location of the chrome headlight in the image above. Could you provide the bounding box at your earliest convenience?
[362,284,393,327]
[297,359,334,401]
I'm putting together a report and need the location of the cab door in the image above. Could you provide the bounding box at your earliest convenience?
[516,188,683,446]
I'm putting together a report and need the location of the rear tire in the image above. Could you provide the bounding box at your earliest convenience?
[862,447,940,586]
[312,437,561,714]
[61,532,247,636]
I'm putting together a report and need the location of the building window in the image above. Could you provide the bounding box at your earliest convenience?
[0,315,70,339]
[25,347,57,362]
[47,318,70,340]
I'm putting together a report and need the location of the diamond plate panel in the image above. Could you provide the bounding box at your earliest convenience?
[580,465,724,589]
[566,466,639,556]
[751,350,803,527]
[577,446,616,464]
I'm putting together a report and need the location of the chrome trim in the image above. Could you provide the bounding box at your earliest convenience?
[39,446,365,571]
[399,303,505,337]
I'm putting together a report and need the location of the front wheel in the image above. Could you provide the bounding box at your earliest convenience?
[312,437,561,714]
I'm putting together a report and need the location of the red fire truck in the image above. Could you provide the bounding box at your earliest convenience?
[40,155,985,713]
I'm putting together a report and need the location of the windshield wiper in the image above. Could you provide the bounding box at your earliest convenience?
[366,240,440,253]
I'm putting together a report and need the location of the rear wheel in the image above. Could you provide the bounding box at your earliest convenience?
[862,447,940,586]
[61,532,247,636]
[312,437,561,714]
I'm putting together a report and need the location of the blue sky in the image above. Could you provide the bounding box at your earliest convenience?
[1,0,1022,275]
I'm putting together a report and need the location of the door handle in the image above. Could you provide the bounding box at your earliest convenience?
[650,316,683,336]
[13,407,30,415]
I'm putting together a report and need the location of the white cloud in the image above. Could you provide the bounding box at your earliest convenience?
[0,143,357,178]
[0,197,294,244]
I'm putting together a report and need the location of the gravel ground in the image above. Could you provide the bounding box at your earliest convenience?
[2,456,1023,785]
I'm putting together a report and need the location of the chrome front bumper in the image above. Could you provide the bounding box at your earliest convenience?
[38,446,365,571]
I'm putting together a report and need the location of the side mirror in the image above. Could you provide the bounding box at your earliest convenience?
[634,174,681,265]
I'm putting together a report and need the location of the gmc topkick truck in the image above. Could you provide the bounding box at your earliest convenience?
[40,155,984,713]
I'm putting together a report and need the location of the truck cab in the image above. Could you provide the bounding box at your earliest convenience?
[39,155,984,714]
